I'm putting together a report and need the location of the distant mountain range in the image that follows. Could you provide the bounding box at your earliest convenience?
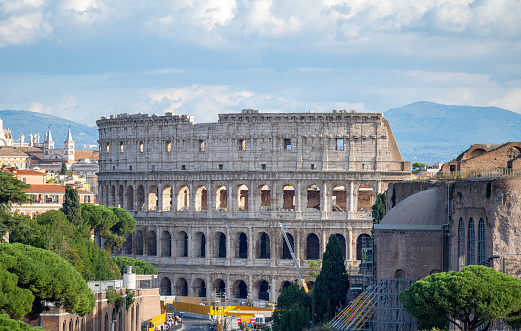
[0,110,98,150]
[2,102,521,165]
[384,102,521,165]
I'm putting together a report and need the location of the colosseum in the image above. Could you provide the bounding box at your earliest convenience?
[97,109,410,302]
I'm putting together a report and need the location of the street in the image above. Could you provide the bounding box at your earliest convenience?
[179,316,218,331]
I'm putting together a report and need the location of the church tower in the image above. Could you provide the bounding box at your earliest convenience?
[64,125,75,162]
[44,125,54,159]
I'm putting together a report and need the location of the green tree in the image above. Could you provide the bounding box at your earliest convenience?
[0,314,44,330]
[272,281,311,331]
[61,186,82,226]
[112,256,157,275]
[0,171,30,213]
[0,243,96,320]
[59,162,68,175]
[412,162,429,174]
[400,265,521,331]
[312,234,349,322]
[371,192,386,224]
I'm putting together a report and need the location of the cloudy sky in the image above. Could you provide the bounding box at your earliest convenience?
[0,0,520,125]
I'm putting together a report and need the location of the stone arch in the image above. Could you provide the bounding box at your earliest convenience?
[69,319,73,331]
[470,148,487,158]
[193,278,207,297]
[357,185,374,212]
[175,231,188,257]
[63,320,66,331]
[147,230,157,256]
[136,303,140,331]
[161,231,171,257]
[110,185,116,207]
[258,280,270,301]
[281,232,294,259]
[332,185,347,211]
[137,185,145,210]
[213,232,226,258]
[306,184,321,210]
[126,185,134,210]
[282,185,295,210]
[161,277,172,295]
[395,269,405,279]
[281,281,291,292]
[259,184,271,210]
[118,311,122,331]
[467,218,475,265]
[124,233,132,255]
[177,186,189,211]
[430,269,441,275]
[308,281,315,292]
[213,279,226,296]
[306,233,320,260]
[75,318,79,331]
[237,184,249,210]
[193,231,206,258]
[104,313,109,331]
[148,185,158,211]
[195,186,208,211]
[356,233,371,260]
[233,232,248,259]
[216,185,228,211]
[232,280,248,299]
[131,305,135,331]
[162,185,172,211]
[117,185,124,208]
[257,232,270,259]
[335,233,347,259]
[135,230,143,255]
[175,278,188,296]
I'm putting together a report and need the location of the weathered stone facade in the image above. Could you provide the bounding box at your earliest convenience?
[375,177,521,281]
[97,109,410,301]
[441,142,521,172]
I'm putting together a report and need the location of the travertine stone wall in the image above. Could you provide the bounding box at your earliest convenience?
[98,109,410,301]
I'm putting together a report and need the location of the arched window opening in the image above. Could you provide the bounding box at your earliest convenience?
[214,279,225,297]
[282,281,291,291]
[194,232,206,258]
[195,186,208,211]
[357,185,374,212]
[238,232,247,259]
[259,280,270,301]
[126,185,134,210]
[467,219,475,265]
[259,232,270,259]
[135,230,143,255]
[104,313,109,331]
[137,185,145,211]
[282,233,294,259]
[175,231,188,257]
[238,184,249,211]
[175,278,188,296]
[148,185,158,211]
[306,185,320,210]
[161,231,171,257]
[395,269,405,279]
[147,231,157,256]
[332,185,346,211]
[177,186,189,211]
[282,185,295,210]
[124,233,132,255]
[193,279,207,298]
[216,186,228,211]
[260,185,271,210]
[162,186,172,211]
[218,233,226,258]
[233,280,248,299]
[117,185,124,208]
[160,277,172,296]
[110,186,116,207]
[356,234,371,260]
[306,233,320,260]
[478,219,485,264]
[335,233,347,259]
[458,218,465,270]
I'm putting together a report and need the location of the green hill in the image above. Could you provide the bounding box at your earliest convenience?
[0,110,98,150]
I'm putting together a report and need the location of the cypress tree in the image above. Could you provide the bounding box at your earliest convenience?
[59,162,68,175]
[372,192,386,224]
[61,186,82,226]
[312,234,349,322]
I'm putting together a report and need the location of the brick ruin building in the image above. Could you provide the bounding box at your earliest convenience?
[97,109,410,301]
[441,142,521,172]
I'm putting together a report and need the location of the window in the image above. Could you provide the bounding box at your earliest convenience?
[284,139,292,151]
[199,140,205,152]
[113,166,115,171]
[106,143,110,154]
[129,166,132,171]
[181,165,186,170]
[478,219,485,264]
[467,219,475,265]
[139,142,144,153]
[166,141,172,152]
[219,164,223,170]
[261,164,266,170]
[458,218,465,270]
[336,138,344,151]
[311,164,316,170]
[120,142,124,152]
[239,139,246,151]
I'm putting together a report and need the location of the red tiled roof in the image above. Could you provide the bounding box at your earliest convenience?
[24,184,65,194]
[2,168,45,176]
[75,150,99,161]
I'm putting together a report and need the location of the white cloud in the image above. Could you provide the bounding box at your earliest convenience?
[399,70,495,87]
[0,0,52,46]
[491,88,521,112]
[28,95,77,120]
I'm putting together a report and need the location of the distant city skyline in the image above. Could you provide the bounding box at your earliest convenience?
[0,0,520,126]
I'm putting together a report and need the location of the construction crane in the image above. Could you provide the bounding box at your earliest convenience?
[279,223,309,293]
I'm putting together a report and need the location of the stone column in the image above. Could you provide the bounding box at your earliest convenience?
[270,276,276,303]
[248,227,254,266]
[296,229,301,266]
[248,274,254,301]
[296,181,302,219]
[226,227,231,266]
[348,181,355,216]
[321,181,329,219]
[157,183,163,212]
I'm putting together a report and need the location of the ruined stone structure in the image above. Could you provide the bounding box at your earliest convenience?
[97,109,410,301]
[441,142,521,172]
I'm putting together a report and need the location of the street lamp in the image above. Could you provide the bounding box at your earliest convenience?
[480,255,501,267]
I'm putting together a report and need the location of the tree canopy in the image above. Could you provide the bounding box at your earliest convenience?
[371,192,386,224]
[0,171,30,213]
[0,314,44,330]
[0,243,96,320]
[272,281,311,331]
[59,162,68,175]
[400,265,521,331]
[112,256,157,275]
[81,204,135,250]
[312,234,349,322]
[61,186,82,226]
[412,162,429,174]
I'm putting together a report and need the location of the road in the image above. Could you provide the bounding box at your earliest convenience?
[179,316,218,331]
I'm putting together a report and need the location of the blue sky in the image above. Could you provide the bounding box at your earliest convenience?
[0,0,520,126]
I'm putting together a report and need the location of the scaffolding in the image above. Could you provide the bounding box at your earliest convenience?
[330,283,377,330]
